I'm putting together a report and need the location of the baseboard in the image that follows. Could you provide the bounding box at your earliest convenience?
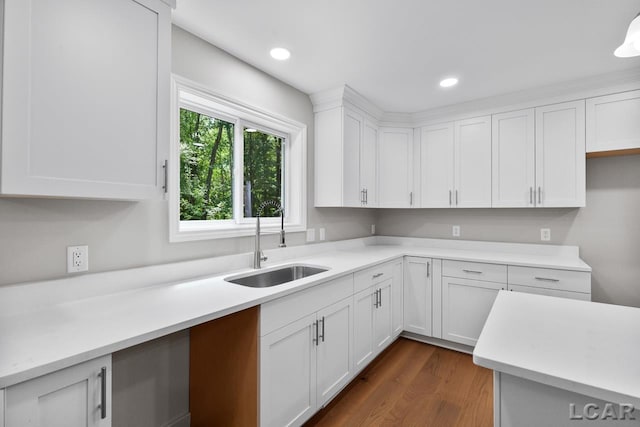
[400,332,474,355]
[164,412,191,427]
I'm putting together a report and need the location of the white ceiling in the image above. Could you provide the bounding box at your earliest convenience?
[172,0,640,113]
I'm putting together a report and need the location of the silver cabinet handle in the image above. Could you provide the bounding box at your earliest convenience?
[372,272,384,279]
[538,187,542,204]
[535,277,560,282]
[162,160,168,194]
[320,316,325,342]
[378,289,382,307]
[361,189,364,205]
[456,190,459,206]
[409,191,413,206]
[313,321,319,345]
[530,187,533,205]
[365,188,368,204]
[462,269,483,274]
[449,190,452,206]
[426,262,430,278]
[99,366,107,419]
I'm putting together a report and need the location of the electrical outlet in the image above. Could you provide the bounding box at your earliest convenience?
[67,245,89,273]
[452,225,461,237]
[306,228,316,242]
[319,228,326,241]
[371,224,376,235]
[541,228,551,241]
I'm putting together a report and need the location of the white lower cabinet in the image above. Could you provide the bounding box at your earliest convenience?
[403,257,433,336]
[441,277,504,347]
[391,259,404,337]
[353,278,392,371]
[4,355,111,427]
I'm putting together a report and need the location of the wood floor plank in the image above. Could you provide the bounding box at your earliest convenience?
[305,338,492,427]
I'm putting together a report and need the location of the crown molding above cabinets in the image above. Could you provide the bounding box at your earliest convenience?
[0,0,174,200]
[312,74,639,209]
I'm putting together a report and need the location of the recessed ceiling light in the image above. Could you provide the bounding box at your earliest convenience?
[270,47,291,61]
[439,77,459,88]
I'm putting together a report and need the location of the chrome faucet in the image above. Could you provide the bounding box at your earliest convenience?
[254,200,286,269]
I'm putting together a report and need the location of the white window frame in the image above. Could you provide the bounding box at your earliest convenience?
[169,75,307,242]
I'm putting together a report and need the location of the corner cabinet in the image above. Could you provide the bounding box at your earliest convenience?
[4,355,112,427]
[0,0,172,200]
[314,105,378,207]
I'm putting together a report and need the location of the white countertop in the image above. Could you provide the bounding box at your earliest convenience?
[474,291,640,407]
[0,236,590,388]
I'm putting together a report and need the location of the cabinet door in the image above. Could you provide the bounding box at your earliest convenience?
[419,123,455,207]
[492,109,536,207]
[316,298,353,407]
[378,128,414,207]
[442,277,503,346]
[535,101,586,207]
[353,288,374,371]
[391,259,404,337]
[260,314,317,427]
[403,257,432,336]
[1,0,170,200]
[361,120,378,207]
[5,355,111,427]
[343,108,363,207]
[586,90,640,153]
[373,280,393,354]
[455,116,492,207]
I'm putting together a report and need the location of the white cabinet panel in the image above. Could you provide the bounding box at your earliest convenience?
[373,280,393,353]
[492,109,536,207]
[379,127,414,207]
[419,123,455,208]
[587,90,640,153]
[455,116,492,207]
[361,121,379,207]
[1,0,170,199]
[343,109,363,207]
[403,257,432,336]
[353,288,375,371]
[5,355,111,427]
[316,298,353,407]
[391,259,404,337]
[442,277,503,346]
[507,266,590,294]
[535,101,586,207]
[260,314,317,427]
[0,389,4,427]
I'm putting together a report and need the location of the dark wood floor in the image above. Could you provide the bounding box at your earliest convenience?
[305,338,493,427]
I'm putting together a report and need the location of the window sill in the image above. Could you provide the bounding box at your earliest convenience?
[170,223,307,242]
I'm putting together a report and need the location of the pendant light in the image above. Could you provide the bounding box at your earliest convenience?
[614,12,640,57]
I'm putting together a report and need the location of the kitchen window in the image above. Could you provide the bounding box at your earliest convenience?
[169,76,307,241]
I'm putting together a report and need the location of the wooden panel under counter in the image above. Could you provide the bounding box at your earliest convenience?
[190,306,259,427]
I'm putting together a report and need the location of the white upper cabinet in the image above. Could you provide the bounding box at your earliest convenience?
[418,123,454,208]
[378,127,414,208]
[586,90,640,153]
[418,116,491,208]
[492,109,536,207]
[535,100,586,207]
[0,0,172,199]
[455,116,492,207]
[314,105,378,207]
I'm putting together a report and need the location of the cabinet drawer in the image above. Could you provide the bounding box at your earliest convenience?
[508,284,590,301]
[354,262,394,293]
[443,260,507,283]
[261,275,354,336]
[508,266,590,294]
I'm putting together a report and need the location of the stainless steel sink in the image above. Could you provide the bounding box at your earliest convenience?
[225,264,329,288]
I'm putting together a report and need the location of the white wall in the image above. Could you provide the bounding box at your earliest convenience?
[376,155,640,308]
